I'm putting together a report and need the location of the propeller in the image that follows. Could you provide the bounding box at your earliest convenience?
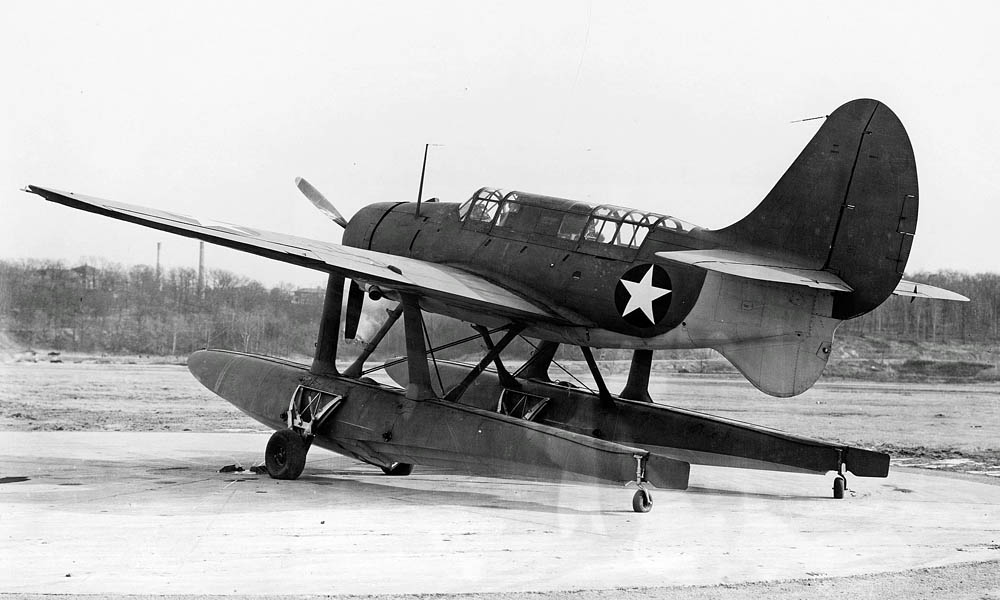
[295,176,349,228]
[295,176,366,340]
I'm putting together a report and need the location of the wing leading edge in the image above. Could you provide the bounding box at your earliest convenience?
[25,185,573,327]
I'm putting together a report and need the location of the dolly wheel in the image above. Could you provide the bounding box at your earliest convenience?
[833,476,846,499]
[381,462,413,476]
[632,488,653,513]
[265,429,308,480]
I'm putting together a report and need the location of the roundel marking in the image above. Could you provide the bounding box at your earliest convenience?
[614,264,672,328]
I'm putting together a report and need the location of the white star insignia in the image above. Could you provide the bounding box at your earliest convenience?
[621,265,671,323]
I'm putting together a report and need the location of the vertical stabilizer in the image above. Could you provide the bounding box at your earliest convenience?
[717,99,917,319]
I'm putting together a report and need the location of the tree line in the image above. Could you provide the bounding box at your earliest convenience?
[0,259,321,358]
[1,260,996,360]
[838,271,1000,343]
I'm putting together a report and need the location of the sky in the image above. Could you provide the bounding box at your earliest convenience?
[2,0,998,288]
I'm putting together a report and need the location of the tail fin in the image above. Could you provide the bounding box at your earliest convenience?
[717,98,917,319]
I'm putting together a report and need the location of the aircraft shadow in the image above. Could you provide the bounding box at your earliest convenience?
[684,485,830,501]
[294,471,631,515]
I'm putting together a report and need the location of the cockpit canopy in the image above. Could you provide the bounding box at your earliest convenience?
[458,187,695,249]
[458,187,514,224]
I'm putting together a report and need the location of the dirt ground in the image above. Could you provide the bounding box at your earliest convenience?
[0,362,253,433]
[2,360,999,599]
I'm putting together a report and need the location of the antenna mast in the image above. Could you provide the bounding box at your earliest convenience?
[415,143,429,219]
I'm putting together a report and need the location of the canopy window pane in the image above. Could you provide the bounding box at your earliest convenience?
[656,216,694,232]
[584,217,617,243]
[557,213,589,241]
[458,198,474,219]
[495,201,522,227]
[476,188,506,203]
[631,225,650,247]
[470,199,500,223]
[615,222,639,247]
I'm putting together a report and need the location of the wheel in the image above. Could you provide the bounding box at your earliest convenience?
[833,476,846,499]
[381,462,413,476]
[265,429,308,480]
[632,489,653,513]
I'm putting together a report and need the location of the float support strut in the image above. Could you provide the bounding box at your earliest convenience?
[515,341,559,381]
[401,294,435,401]
[620,349,654,403]
[580,346,615,407]
[310,273,344,376]
[473,325,520,389]
[342,303,403,378]
[444,324,525,403]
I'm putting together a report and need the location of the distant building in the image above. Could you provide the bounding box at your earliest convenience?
[34,264,100,290]
[70,265,100,290]
[292,287,325,305]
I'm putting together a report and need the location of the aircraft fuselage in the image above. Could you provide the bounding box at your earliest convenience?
[343,190,837,351]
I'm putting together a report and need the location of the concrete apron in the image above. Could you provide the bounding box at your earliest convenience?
[1,432,998,595]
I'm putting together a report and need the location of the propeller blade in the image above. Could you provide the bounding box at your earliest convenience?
[295,176,348,228]
[344,280,365,340]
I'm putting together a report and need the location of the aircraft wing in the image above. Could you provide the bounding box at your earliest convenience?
[655,249,854,292]
[25,185,572,326]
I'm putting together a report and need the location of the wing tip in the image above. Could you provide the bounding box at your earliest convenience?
[23,184,57,200]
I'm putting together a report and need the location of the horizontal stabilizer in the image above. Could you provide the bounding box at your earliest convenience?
[656,249,853,292]
[893,279,969,302]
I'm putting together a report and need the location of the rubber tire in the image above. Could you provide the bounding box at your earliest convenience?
[381,462,414,476]
[833,476,846,499]
[632,489,653,513]
[265,429,308,480]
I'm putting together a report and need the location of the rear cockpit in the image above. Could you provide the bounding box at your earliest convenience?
[458,187,697,249]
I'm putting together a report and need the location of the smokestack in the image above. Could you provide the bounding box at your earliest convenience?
[197,241,205,299]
